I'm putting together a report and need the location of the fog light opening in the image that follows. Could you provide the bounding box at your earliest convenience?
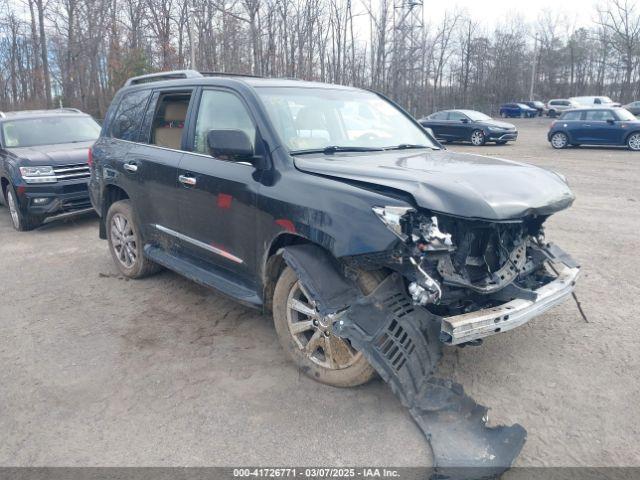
[32,197,50,205]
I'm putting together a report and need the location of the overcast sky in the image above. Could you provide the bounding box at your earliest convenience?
[422,0,598,28]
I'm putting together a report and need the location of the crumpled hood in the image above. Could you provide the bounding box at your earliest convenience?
[9,141,93,166]
[294,150,575,220]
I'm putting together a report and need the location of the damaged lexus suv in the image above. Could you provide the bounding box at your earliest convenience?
[90,71,580,389]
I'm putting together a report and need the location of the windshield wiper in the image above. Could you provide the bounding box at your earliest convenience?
[384,144,439,151]
[291,145,384,155]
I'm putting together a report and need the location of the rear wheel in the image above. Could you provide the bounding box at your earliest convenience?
[627,133,640,151]
[470,129,486,146]
[551,132,569,149]
[5,185,42,231]
[273,265,385,387]
[106,199,161,278]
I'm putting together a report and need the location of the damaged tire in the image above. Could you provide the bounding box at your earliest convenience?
[273,266,384,387]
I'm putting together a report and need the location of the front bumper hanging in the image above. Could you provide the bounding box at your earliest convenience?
[441,262,580,345]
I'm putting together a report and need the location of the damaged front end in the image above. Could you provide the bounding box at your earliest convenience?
[348,206,580,346]
[282,207,579,475]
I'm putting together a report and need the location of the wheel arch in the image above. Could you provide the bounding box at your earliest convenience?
[262,232,312,313]
[99,183,131,239]
[624,129,640,143]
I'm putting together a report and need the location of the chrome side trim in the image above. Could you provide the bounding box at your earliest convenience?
[440,263,580,345]
[153,224,244,264]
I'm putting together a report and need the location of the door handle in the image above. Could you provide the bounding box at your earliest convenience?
[123,163,138,173]
[178,174,197,186]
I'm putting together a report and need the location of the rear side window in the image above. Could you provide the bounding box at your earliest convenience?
[561,111,582,121]
[110,89,152,141]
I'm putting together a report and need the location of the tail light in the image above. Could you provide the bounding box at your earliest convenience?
[88,147,93,167]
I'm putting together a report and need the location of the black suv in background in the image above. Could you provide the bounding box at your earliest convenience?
[90,70,579,390]
[0,109,101,230]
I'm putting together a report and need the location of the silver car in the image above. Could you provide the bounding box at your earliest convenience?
[546,99,580,117]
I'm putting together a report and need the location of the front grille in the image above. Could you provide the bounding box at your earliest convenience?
[53,163,90,181]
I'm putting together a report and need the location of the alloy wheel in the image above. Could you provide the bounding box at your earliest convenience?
[286,280,360,370]
[471,130,485,146]
[628,133,640,151]
[110,213,137,268]
[7,190,20,230]
[551,133,568,149]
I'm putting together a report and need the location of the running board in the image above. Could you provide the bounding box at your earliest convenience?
[143,245,262,307]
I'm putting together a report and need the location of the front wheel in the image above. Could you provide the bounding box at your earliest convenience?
[5,185,42,231]
[627,133,640,151]
[551,132,569,149]
[470,129,486,146]
[106,199,160,278]
[272,265,384,387]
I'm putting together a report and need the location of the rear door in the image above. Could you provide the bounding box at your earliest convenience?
[175,87,261,286]
[125,88,196,239]
[445,111,470,140]
[422,111,449,140]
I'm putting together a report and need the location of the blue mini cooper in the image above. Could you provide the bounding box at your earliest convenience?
[548,107,640,150]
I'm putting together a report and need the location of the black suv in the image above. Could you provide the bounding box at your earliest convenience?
[0,109,100,230]
[90,70,580,389]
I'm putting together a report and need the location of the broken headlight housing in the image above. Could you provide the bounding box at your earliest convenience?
[373,206,454,306]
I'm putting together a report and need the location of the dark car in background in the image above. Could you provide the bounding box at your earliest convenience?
[623,101,640,116]
[523,101,547,116]
[418,109,517,145]
[548,107,640,150]
[499,103,537,118]
[0,109,100,230]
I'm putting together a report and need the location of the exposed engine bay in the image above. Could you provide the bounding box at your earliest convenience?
[344,207,579,345]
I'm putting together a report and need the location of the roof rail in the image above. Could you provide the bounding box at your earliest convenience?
[200,71,263,78]
[124,70,204,87]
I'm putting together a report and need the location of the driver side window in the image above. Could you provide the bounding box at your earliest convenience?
[447,111,467,121]
[193,90,256,156]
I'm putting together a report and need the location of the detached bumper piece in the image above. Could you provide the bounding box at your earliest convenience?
[335,274,526,478]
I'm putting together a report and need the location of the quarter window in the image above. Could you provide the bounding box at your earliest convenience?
[193,90,256,156]
[110,89,152,141]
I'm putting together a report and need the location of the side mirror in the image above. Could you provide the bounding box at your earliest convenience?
[606,118,615,124]
[461,118,469,123]
[207,129,254,159]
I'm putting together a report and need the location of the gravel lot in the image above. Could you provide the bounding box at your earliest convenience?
[1,117,639,469]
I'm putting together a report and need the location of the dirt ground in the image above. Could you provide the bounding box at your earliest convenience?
[1,117,639,468]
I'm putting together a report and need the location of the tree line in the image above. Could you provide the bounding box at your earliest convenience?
[1,0,639,118]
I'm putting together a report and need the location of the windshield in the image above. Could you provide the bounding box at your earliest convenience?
[617,109,637,121]
[465,111,492,121]
[1,116,101,148]
[256,87,438,152]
